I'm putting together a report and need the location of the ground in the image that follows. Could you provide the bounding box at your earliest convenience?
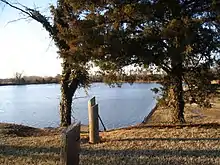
[0,97,220,165]
[146,96,220,124]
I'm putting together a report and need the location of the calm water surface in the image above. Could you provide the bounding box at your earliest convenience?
[0,83,160,129]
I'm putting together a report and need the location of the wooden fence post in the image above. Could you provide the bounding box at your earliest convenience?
[60,122,81,165]
[88,97,100,144]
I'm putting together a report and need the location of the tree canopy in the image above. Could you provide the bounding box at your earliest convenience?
[62,0,220,123]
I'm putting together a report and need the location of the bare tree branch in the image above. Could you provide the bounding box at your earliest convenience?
[0,0,55,36]
[0,0,31,16]
[45,37,54,52]
[4,16,29,27]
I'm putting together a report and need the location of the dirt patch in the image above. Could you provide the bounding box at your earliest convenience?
[0,123,89,138]
[0,123,64,137]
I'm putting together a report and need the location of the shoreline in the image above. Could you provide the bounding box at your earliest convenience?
[0,81,161,87]
[1,95,220,133]
[0,82,58,86]
[0,103,158,133]
[142,104,158,124]
[1,98,220,135]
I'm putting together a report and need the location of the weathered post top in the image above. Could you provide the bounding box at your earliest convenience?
[89,97,96,106]
[61,122,81,165]
[65,122,81,134]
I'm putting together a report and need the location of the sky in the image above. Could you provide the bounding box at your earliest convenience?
[0,0,61,78]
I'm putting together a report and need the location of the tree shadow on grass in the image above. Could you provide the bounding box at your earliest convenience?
[80,150,220,165]
[111,137,220,142]
[80,137,220,164]
[0,144,60,157]
[124,123,220,130]
[80,146,220,165]
[81,148,220,158]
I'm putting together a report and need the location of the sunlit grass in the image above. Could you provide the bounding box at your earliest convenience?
[1,123,220,165]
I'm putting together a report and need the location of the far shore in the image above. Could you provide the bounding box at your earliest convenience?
[0,82,58,86]
[0,81,160,87]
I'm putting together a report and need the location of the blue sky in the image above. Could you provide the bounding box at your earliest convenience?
[0,0,61,78]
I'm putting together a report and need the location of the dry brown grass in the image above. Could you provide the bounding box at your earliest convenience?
[1,98,220,165]
[146,96,220,124]
[81,125,220,165]
[1,125,219,165]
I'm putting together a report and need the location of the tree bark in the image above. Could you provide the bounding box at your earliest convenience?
[60,86,72,127]
[60,61,79,127]
[169,62,185,123]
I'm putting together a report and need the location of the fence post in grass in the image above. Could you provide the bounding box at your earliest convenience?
[88,97,100,144]
[60,122,81,165]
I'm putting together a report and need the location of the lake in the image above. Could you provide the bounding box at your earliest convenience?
[0,83,160,129]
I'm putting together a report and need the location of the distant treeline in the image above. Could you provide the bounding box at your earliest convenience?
[0,73,163,86]
[0,75,60,86]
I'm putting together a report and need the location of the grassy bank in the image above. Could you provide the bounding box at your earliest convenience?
[145,96,220,124]
[1,97,220,165]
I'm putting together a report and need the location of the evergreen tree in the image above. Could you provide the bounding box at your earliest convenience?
[78,0,220,123]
